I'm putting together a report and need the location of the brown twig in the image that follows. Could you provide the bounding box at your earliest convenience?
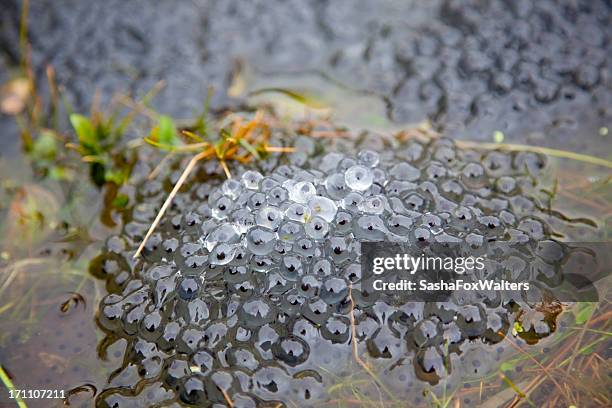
[220,387,234,408]
[507,335,578,408]
[499,331,568,403]
[133,149,211,258]
[347,286,397,404]
[348,285,369,370]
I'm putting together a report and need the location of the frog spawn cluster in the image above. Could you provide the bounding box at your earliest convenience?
[94,137,563,407]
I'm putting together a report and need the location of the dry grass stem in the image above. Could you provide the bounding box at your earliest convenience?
[133,150,211,258]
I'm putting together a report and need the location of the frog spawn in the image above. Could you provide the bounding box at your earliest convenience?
[93,136,569,406]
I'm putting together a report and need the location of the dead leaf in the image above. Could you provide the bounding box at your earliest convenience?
[1,77,31,115]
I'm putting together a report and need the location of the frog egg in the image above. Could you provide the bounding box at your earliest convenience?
[271,335,310,367]
[278,222,304,242]
[312,259,333,276]
[207,188,223,204]
[518,217,545,240]
[289,181,317,203]
[421,213,443,229]
[338,157,357,171]
[358,194,387,214]
[250,255,275,272]
[403,193,426,211]
[177,277,200,301]
[456,305,486,338]
[353,215,388,240]
[343,263,361,283]
[246,228,277,255]
[301,298,330,324]
[450,205,473,225]
[294,238,316,257]
[327,236,350,263]
[191,350,215,376]
[234,189,254,208]
[281,177,296,191]
[333,211,353,235]
[477,215,502,233]
[482,151,512,175]
[211,196,233,219]
[273,240,292,257]
[439,180,463,202]
[280,255,304,281]
[221,179,244,199]
[122,303,147,334]
[231,208,255,234]
[386,214,413,236]
[209,243,238,265]
[414,346,446,385]
[256,206,284,230]
[307,196,337,222]
[366,328,398,358]
[366,183,384,196]
[425,162,447,180]
[180,212,201,230]
[293,169,317,183]
[260,176,280,192]
[345,165,374,191]
[285,202,311,223]
[389,162,420,181]
[462,233,484,254]
[99,303,123,330]
[495,176,517,194]
[433,146,456,164]
[180,242,202,258]
[341,192,364,213]
[411,227,431,243]
[274,164,294,178]
[385,180,416,197]
[267,186,288,206]
[372,168,387,185]
[247,192,266,210]
[322,316,350,343]
[241,170,264,190]
[320,277,348,305]
[411,318,441,348]
[304,216,329,240]
[324,173,349,199]
[357,149,380,167]
[204,223,239,251]
[513,151,546,174]
[461,163,487,188]
[239,299,274,328]
[298,274,321,297]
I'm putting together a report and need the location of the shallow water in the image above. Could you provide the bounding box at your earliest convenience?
[1,0,612,398]
[0,65,610,407]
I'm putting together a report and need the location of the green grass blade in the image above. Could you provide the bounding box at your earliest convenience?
[0,365,28,408]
